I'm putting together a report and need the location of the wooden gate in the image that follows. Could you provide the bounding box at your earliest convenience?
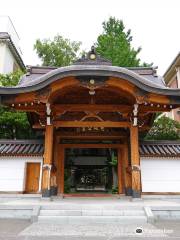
[25,163,40,193]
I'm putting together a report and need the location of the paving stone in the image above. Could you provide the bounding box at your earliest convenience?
[19,222,167,238]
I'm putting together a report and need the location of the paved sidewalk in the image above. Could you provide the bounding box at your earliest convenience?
[0,219,180,240]
[19,222,167,238]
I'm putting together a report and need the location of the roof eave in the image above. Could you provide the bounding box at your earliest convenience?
[0,65,180,98]
[0,34,25,71]
[163,52,180,83]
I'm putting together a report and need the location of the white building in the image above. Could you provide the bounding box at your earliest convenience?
[0,16,25,74]
[163,53,180,122]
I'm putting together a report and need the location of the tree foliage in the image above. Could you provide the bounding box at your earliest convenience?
[0,70,23,87]
[34,35,81,67]
[145,116,180,140]
[0,71,35,139]
[95,17,151,67]
[0,107,34,139]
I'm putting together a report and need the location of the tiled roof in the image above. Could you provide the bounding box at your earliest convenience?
[18,65,165,88]
[0,140,44,156]
[0,140,180,158]
[140,141,180,157]
[2,65,179,98]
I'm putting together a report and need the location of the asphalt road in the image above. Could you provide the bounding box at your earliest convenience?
[1,219,180,240]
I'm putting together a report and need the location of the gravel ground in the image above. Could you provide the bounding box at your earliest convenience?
[0,219,180,240]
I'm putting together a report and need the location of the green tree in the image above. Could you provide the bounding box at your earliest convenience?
[95,17,151,67]
[0,70,23,86]
[34,35,81,67]
[145,116,180,140]
[0,71,35,139]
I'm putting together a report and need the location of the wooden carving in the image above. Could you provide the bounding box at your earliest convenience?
[35,87,52,103]
[135,89,148,104]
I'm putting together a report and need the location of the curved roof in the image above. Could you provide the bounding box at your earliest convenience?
[0,64,180,96]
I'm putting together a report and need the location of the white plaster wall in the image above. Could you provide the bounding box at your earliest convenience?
[141,157,180,192]
[3,44,15,74]
[0,156,43,192]
[3,44,18,74]
[0,43,6,74]
[0,43,17,74]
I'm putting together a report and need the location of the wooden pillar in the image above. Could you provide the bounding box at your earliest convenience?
[123,143,132,196]
[130,125,141,198]
[58,145,64,195]
[56,137,64,196]
[42,125,54,197]
[117,149,122,194]
[50,132,58,196]
[117,148,124,194]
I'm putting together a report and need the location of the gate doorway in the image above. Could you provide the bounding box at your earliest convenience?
[57,143,125,196]
[64,148,115,194]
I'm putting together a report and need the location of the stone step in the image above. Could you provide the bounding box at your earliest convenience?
[38,215,147,224]
[40,209,145,216]
[41,205,143,210]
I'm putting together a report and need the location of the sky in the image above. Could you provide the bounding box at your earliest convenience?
[1,0,180,75]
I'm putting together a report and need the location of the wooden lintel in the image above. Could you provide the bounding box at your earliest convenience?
[58,135,126,140]
[54,121,130,128]
[61,143,124,149]
[53,104,132,113]
[14,106,45,113]
[139,105,171,113]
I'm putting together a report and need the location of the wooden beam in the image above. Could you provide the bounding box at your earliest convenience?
[13,103,172,117]
[53,104,132,113]
[33,121,131,129]
[61,143,124,149]
[54,121,131,128]
[58,135,126,140]
[14,105,45,114]
[139,105,171,113]
[56,130,128,139]
[130,125,141,198]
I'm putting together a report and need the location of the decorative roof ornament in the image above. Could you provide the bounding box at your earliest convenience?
[73,46,112,66]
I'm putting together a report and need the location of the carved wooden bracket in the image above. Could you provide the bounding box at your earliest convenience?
[35,87,52,103]
[132,165,141,172]
[42,164,52,170]
[77,76,108,96]
[80,112,104,122]
[135,89,149,104]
